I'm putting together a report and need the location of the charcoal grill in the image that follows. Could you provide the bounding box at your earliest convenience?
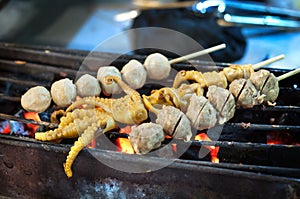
[0,43,300,199]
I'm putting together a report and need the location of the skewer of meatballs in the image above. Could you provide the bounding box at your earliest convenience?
[99,43,226,93]
[21,44,226,112]
[130,68,300,154]
[172,54,290,107]
[20,52,299,156]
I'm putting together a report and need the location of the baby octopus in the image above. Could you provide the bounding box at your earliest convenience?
[35,76,148,178]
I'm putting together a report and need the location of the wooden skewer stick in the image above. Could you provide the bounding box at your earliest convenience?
[252,54,285,70]
[277,68,300,81]
[168,43,226,65]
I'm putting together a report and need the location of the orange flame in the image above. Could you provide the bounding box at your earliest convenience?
[0,121,10,134]
[116,138,135,154]
[87,139,96,149]
[119,126,132,134]
[267,132,300,145]
[117,125,135,154]
[195,133,220,163]
[23,112,41,133]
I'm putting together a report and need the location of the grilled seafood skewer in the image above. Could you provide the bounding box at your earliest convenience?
[144,44,226,80]
[173,54,285,89]
[35,76,148,178]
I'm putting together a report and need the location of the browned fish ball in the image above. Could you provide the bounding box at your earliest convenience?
[250,69,279,102]
[51,78,76,107]
[21,86,51,113]
[75,74,101,97]
[156,106,192,142]
[97,66,122,95]
[129,123,165,154]
[121,59,147,89]
[207,85,235,124]
[144,53,171,80]
[229,79,264,108]
[186,95,217,131]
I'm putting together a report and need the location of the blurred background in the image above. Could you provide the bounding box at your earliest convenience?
[0,0,299,69]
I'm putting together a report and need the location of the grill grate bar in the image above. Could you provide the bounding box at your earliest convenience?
[0,76,48,87]
[223,122,300,131]
[175,159,300,178]
[0,93,20,102]
[0,112,58,128]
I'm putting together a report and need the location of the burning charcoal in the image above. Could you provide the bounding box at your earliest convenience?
[75,74,101,97]
[9,120,29,137]
[0,120,10,134]
[143,53,171,80]
[207,85,236,124]
[156,106,193,142]
[21,86,51,113]
[121,59,147,89]
[129,123,165,154]
[51,78,76,107]
[186,95,217,131]
[97,66,122,95]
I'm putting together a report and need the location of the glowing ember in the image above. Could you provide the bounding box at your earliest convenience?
[116,138,135,154]
[194,133,220,163]
[171,143,177,152]
[165,135,172,139]
[0,110,44,137]
[267,132,299,145]
[87,139,96,149]
[119,125,132,134]
[23,112,41,133]
[0,121,10,134]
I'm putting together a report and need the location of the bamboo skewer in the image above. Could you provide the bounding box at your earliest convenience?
[277,68,300,81]
[169,43,226,64]
[252,54,285,70]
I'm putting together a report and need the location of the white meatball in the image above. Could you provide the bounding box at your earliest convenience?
[144,53,171,80]
[97,66,122,95]
[129,122,165,154]
[75,74,101,97]
[121,59,147,89]
[51,78,76,107]
[21,86,51,113]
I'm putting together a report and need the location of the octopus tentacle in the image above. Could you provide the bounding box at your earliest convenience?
[64,115,116,178]
[35,128,63,141]
[35,116,95,141]
[35,109,104,141]
[106,76,142,104]
[60,109,101,127]
[65,97,111,113]
[173,70,206,88]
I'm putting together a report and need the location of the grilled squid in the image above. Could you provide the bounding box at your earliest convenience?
[21,86,51,113]
[144,53,171,80]
[75,74,101,97]
[51,78,76,107]
[129,122,165,154]
[121,59,147,89]
[97,66,122,95]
